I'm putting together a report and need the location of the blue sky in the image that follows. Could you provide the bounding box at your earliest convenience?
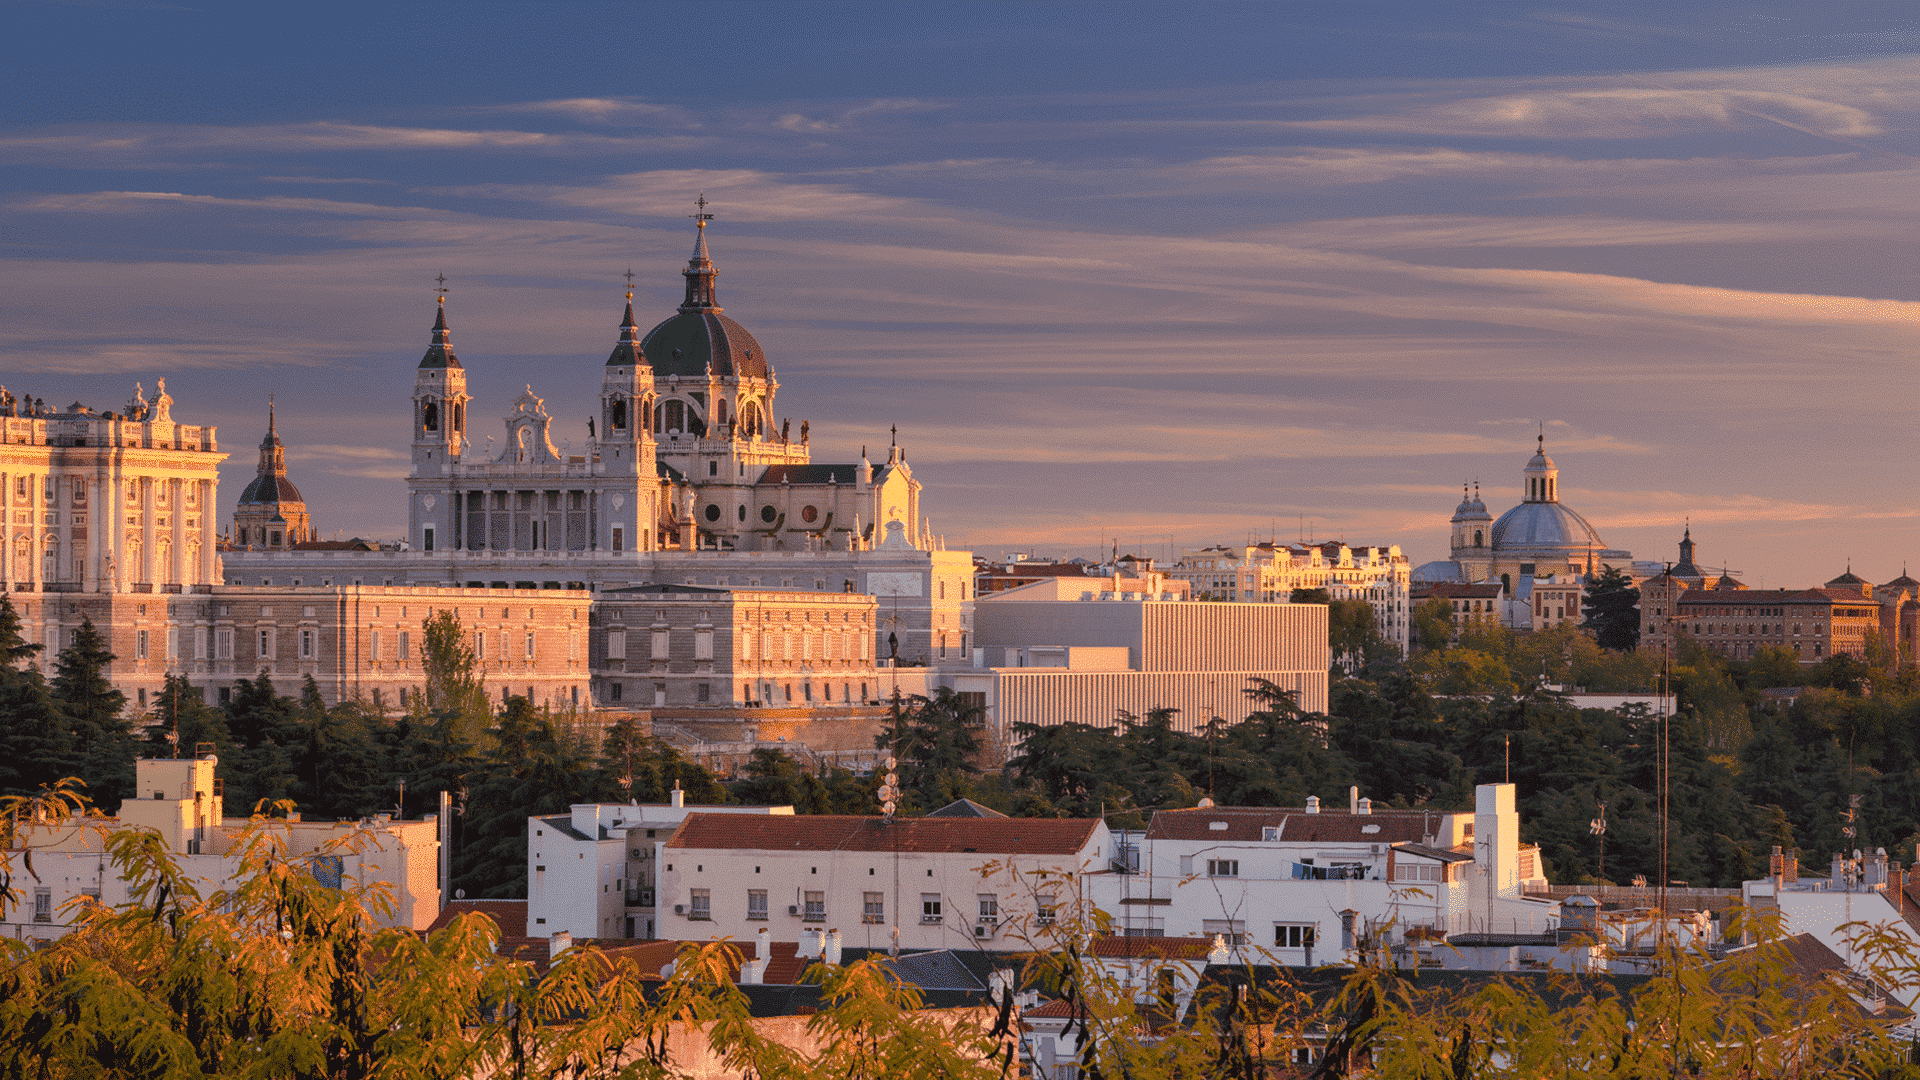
[5,1,1916,587]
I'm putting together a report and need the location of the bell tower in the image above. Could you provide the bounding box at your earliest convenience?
[596,288,657,472]
[411,288,468,471]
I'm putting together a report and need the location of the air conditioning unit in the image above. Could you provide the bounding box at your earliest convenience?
[789,905,801,916]
[973,924,991,938]
[1371,844,1383,855]
[673,904,685,915]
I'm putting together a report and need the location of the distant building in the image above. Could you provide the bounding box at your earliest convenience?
[1414,438,1634,593]
[1644,561,1895,665]
[230,404,315,549]
[2,757,440,941]
[1168,541,1410,654]
[1410,582,1505,640]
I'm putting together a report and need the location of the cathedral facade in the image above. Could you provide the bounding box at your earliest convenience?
[225,217,974,676]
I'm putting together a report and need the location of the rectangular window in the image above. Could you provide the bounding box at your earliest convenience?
[33,888,52,923]
[524,632,535,659]
[747,889,768,920]
[1207,859,1239,878]
[739,632,752,661]
[1275,923,1316,950]
[370,629,382,659]
[474,631,485,660]
[398,631,410,661]
[216,628,234,660]
[166,627,177,660]
[1202,919,1248,945]
[569,629,577,661]
[194,626,208,661]
[611,526,624,554]
[863,892,885,924]
[258,629,272,660]
[688,888,710,920]
[1037,894,1057,926]
[977,895,999,924]
[921,894,943,924]
[607,630,626,660]
[610,682,623,702]
[1395,862,1442,883]
[651,629,669,659]
[695,682,710,703]
[803,891,825,921]
[693,628,713,660]
[299,629,315,659]
[135,629,148,660]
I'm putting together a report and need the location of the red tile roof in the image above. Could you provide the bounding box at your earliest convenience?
[1414,584,1503,599]
[425,899,528,939]
[1025,998,1083,1019]
[1145,806,1440,845]
[664,813,1102,856]
[1088,934,1216,960]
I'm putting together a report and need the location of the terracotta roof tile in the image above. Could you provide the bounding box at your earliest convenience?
[1088,934,1216,960]
[664,813,1102,856]
[426,899,528,939]
[1145,806,1441,845]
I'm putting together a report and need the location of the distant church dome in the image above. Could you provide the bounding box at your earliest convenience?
[633,216,772,381]
[1487,435,1606,556]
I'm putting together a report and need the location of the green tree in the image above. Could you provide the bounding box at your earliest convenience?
[0,594,73,797]
[1581,563,1641,651]
[1411,596,1455,653]
[48,616,135,811]
[877,686,986,811]
[1326,598,1400,677]
[139,673,230,760]
[421,607,489,743]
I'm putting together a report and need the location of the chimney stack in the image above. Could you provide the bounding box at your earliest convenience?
[670,781,684,809]
[1349,786,1360,814]
[824,928,843,966]
[549,931,571,961]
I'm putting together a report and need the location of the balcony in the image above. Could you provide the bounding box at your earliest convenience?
[862,914,885,925]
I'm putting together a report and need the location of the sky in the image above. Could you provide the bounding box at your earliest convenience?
[4,1,1916,589]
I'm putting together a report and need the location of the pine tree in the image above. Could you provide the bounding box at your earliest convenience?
[1582,563,1641,651]
[49,616,135,811]
[0,594,74,796]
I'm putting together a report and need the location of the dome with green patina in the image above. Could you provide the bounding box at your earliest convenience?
[624,219,772,380]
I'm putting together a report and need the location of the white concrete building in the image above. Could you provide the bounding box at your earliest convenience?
[2,757,441,941]
[658,813,1109,954]
[883,578,1330,749]
[1089,785,1549,964]
[527,790,795,942]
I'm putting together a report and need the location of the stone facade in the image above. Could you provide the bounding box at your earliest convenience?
[1,380,223,595]
[1168,541,1411,654]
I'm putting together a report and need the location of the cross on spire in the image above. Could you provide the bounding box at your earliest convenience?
[691,193,713,223]
[622,267,636,295]
[435,273,450,304]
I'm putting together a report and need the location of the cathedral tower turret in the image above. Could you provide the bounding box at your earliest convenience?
[233,401,313,549]
[1522,434,1558,503]
[596,290,657,470]
[411,294,468,470]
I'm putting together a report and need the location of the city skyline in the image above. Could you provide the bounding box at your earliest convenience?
[6,2,1915,588]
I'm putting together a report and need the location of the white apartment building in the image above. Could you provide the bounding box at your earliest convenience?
[658,813,1109,954]
[527,790,794,942]
[1168,542,1411,655]
[2,757,441,940]
[1088,785,1548,964]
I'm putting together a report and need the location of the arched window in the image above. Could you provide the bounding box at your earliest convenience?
[1473,530,1483,548]
[715,398,730,428]
[610,397,627,431]
[422,401,439,432]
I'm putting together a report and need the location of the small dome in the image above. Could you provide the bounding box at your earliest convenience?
[238,473,303,506]
[1490,501,1603,552]
[639,311,770,380]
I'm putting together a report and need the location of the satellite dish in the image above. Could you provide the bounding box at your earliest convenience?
[455,888,466,900]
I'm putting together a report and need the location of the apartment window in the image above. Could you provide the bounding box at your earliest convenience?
[135,629,148,660]
[216,628,234,660]
[695,682,711,703]
[33,889,52,923]
[525,632,535,659]
[257,629,273,659]
[1202,919,1248,945]
[1207,859,1238,878]
[1275,923,1316,950]
[1395,862,1443,883]
[863,892,885,924]
[803,891,826,921]
[609,682,623,702]
[1037,894,1057,926]
[299,629,315,659]
[606,630,626,660]
[398,631,410,661]
[688,888,710,920]
[747,890,768,920]
[921,894,942,924]
[977,895,999,924]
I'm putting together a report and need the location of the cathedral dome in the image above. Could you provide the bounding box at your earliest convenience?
[640,311,770,380]
[1489,501,1603,552]
[238,472,304,506]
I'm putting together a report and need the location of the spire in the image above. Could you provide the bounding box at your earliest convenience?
[419,281,462,370]
[256,399,287,476]
[680,194,721,313]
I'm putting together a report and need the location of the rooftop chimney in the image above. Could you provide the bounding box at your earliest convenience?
[824,928,843,966]
[1349,786,1360,814]
[1305,795,1320,814]
[549,931,571,961]
[1357,798,1372,816]
[799,927,825,959]
[670,781,683,809]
